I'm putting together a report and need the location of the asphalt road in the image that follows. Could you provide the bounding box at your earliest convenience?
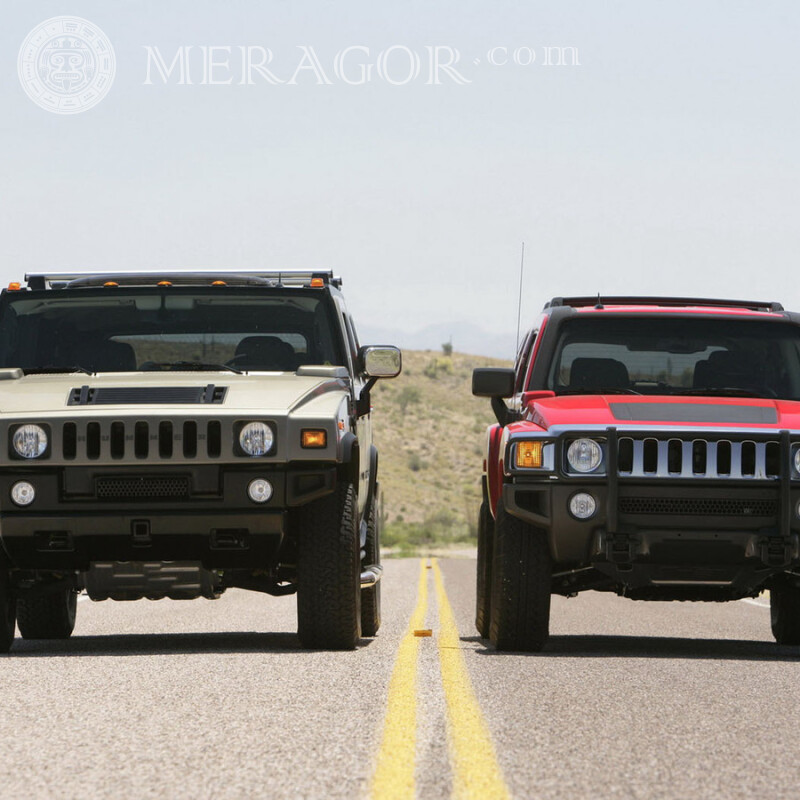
[2,558,798,799]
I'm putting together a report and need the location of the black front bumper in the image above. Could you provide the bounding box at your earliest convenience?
[505,479,800,594]
[0,463,336,570]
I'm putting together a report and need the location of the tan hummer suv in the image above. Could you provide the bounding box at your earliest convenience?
[0,270,400,651]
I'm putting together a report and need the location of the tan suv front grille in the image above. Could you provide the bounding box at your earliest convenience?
[60,419,224,461]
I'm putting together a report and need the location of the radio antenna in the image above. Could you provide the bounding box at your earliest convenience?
[515,242,525,353]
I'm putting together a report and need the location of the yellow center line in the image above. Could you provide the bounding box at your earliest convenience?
[431,559,511,800]
[370,559,429,799]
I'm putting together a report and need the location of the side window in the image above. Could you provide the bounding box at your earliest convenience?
[347,315,361,351]
[342,312,359,369]
[514,329,538,393]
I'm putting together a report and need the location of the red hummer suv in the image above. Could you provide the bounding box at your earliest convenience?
[473,296,800,651]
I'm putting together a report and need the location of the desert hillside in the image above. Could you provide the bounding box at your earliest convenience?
[370,348,512,549]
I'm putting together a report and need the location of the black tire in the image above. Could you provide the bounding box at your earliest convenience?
[17,588,77,640]
[0,570,15,654]
[361,488,382,637]
[489,500,552,652]
[476,500,494,639]
[770,580,800,645]
[296,480,361,650]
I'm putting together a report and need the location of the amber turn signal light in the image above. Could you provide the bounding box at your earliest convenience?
[310,278,324,288]
[516,441,543,468]
[301,429,327,448]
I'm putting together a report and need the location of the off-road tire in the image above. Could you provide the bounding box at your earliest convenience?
[296,480,361,650]
[0,570,15,653]
[770,581,800,645]
[361,488,382,637]
[489,500,552,652]
[17,589,77,640]
[475,500,494,639]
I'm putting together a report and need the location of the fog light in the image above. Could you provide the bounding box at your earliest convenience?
[516,441,543,469]
[569,492,596,520]
[247,478,273,504]
[11,481,35,506]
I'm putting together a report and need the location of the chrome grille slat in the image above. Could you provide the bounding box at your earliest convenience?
[705,440,717,478]
[730,442,743,479]
[680,440,693,478]
[754,443,767,479]
[656,439,669,477]
[617,436,780,481]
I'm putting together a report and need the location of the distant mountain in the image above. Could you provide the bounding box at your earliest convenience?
[359,321,516,360]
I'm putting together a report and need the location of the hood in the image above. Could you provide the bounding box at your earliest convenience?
[0,371,349,416]
[528,394,800,431]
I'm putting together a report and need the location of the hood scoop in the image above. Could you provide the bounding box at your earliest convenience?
[610,402,777,424]
[68,385,228,406]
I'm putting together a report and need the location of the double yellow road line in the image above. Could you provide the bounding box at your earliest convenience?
[370,559,510,799]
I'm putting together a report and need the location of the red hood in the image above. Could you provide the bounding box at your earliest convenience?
[527,395,800,431]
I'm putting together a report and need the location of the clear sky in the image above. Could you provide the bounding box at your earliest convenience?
[1,2,798,357]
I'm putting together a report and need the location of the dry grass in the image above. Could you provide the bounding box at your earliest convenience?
[371,349,512,548]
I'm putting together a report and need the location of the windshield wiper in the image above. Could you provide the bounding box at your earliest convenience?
[556,387,642,395]
[23,365,92,375]
[140,361,243,375]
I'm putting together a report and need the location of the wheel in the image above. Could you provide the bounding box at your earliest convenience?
[17,588,77,640]
[475,500,493,639]
[0,570,15,653]
[296,480,361,650]
[361,488,382,637]
[770,580,800,644]
[489,500,552,652]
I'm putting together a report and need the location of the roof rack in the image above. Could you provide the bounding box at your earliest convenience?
[545,296,784,313]
[22,270,342,291]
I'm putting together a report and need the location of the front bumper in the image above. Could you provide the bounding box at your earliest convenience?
[0,463,336,570]
[504,428,800,591]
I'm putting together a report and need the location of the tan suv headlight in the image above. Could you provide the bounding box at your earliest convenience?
[12,424,49,459]
[239,422,274,456]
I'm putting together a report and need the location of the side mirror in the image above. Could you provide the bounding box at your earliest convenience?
[472,368,515,398]
[360,346,402,379]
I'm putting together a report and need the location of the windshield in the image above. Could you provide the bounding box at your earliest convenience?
[0,288,346,373]
[544,317,800,399]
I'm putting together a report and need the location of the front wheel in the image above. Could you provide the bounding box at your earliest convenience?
[489,500,552,652]
[770,580,800,645]
[17,588,77,640]
[361,487,382,637]
[475,501,493,639]
[296,480,361,650]
[0,570,16,653]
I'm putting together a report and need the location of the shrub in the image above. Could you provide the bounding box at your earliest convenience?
[408,452,425,472]
[397,386,421,413]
